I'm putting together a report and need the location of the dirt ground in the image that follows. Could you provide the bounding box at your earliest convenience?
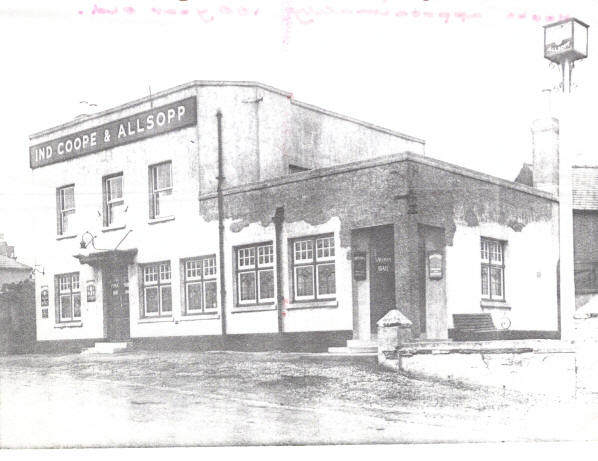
[1,351,597,447]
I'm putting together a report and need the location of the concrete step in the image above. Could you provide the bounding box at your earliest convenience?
[327,345,378,355]
[81,342,130,354]
[347,339,377,348]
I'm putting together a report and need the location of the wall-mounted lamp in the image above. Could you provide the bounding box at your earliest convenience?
[80,231,96,249]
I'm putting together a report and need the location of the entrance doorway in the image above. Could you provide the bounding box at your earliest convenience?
[369,225,396,333]
[104,265,130,341]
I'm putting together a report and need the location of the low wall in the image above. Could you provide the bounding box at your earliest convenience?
[384,340,576,397]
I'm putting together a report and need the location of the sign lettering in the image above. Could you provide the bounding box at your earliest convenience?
[30,97,197,169]
[353,251,367,281]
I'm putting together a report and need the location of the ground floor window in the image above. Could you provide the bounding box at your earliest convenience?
[235,243,275,305]
[55,273,81,322]
[291,234,336,301]
[183,255,218,313]
[142,261,172,317]
[481,238,505,301]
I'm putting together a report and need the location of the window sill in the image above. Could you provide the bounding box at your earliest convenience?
[138,316,173,324]
[286,300,338,310]
[56,233,77,241]
[480,300,511,310]
[232,304,276,313]
[54,321,83,329]
[148,216,175,225]
[176,313,220,322]
[102,225,127,233]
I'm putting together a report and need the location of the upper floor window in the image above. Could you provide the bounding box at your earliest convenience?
[235,243,275,306]
[56,185,75,235]
[481,238,505,301]
[183,255,218,314]
[142,261,172,317]
[55,273,80,322]
[103,174,125,228]
[292,235,336,301]
[149,162,173,219]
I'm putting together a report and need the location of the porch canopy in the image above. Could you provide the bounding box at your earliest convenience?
[73,249,138,267]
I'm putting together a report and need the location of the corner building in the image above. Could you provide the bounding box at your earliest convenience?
[30,81,561,351]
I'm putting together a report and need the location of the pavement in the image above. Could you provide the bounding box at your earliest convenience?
[1,350,597,447]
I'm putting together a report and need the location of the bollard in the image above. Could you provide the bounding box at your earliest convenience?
[377,309,412,367]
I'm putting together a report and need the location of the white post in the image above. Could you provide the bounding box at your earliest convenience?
[557,59,576,340]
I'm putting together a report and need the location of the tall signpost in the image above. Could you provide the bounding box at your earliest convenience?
[543,18,589,340]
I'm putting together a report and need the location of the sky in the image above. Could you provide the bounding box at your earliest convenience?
[0,0,597,267]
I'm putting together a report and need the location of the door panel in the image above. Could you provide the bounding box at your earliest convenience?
[369,225,396,333]
[104,265,130,341]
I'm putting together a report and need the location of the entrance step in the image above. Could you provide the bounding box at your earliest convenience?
[327,339,378,356]
[81,341,130,355]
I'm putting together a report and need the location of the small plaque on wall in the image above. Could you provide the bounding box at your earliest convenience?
[353,251,367,281]
[428,251,443,280]
[40,285,49,307]
[87,281,96,303]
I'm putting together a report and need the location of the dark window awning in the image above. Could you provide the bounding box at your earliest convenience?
[73,249,138,267]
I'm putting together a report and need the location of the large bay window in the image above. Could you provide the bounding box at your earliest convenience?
[235,243,275,305]
[55,273,81,322]
[481,238,505,301]
[183,255,218,314]
[142,261,172,317]
[292,235,336,301]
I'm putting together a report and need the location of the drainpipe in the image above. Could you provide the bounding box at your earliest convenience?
[272,207,285,334]
[216,110,227,337]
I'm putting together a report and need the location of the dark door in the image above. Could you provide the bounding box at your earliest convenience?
[369,225,396,333]
[104,265,130,341]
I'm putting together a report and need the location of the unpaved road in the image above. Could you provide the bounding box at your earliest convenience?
[1,351,597,447]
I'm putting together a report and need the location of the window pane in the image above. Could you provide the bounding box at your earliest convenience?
[62,210,75,234]
[316,237,335,259]
[71,274,79,291]
[239,272,256,302]
[186,260,201,279]
[73,293,81,318]
[145,287,159,313]
[296,266,314,297]
[238,248,255,268]
[160,263,171,281]
[59,275,71,292]
[161,286,172,312]
[108,202,125,226]
[294,240,313,262]
[155,163,172,189]
[480,240,488,262]
[204,280,218,310]
[317,263,336,295]
[481,266,489,297]
[144,265,158,283]
[108,176,123,200]
[258,269,274,300]
[60,295,72,319]
[187,283,203,311]
[204,257,217,277]
[61,187,75,210]
[155,189,173,217]
[258,245,274,266]
[491,267,503,298]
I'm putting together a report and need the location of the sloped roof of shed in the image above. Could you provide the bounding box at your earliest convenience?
[0,254,31,271]
[573,166,598,210]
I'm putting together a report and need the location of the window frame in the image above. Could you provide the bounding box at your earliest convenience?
[480,237,505,302]
[55,272,81,322]
[182,255,218,314]
[103,173,125,228]
[141,261,172,317]
[291,234,336,302]
[235,242,275,306]
[56,185,75,235]
[149,161,173,219]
